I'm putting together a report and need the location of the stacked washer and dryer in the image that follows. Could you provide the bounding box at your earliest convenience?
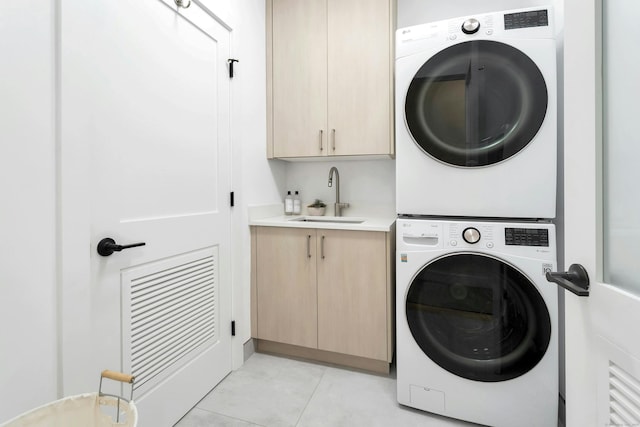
[395,6,558,427]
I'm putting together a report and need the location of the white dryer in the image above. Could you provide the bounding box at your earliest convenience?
[396,218,558,427]
[396,7,557,219]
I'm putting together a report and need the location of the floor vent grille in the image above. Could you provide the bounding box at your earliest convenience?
[609,361,640,426]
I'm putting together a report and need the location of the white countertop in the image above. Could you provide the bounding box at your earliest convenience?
[249,214,396,232]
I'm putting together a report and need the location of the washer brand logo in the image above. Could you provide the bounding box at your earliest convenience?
[542,263,553,275]
[400,253,408,263]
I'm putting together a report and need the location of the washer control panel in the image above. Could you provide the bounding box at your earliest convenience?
[462,227,481,244]
[505,227,549,247]
[448,223,494,249]
[398,219,555,254]
[397,219,556,260]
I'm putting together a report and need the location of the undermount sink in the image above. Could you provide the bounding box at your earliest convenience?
[289,216,366,224]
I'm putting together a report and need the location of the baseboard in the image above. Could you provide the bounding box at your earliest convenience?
[243,338,256,362]
[256,339,391,375]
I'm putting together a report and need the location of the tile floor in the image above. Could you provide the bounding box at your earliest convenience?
[174,352,474,427]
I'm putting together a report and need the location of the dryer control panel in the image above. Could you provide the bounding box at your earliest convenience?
[395,6,555,60]
[505,227,549,246]
[504,9,549,30]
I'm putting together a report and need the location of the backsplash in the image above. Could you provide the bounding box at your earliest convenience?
[284,159,396,217]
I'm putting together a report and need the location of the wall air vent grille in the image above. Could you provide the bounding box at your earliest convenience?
[123,248,218,394]
[609,361,640,426]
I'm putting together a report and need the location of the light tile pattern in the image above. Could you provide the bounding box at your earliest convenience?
[174,353,474,427]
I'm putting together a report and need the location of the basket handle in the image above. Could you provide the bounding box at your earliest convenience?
[101,370,135,384]
[99,370,135,421]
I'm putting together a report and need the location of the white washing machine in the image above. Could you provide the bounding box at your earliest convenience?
[396,218,558,427]
[396,7,557,219]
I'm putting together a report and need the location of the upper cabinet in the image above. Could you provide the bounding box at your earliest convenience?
[266,0,394,159]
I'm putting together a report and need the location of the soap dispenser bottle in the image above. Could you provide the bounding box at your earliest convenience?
[284,191,293,215]
[293,191,301,215]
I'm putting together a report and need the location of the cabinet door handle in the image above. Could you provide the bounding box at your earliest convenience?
[332,129,336,151]
[321,235,325,259]
[319,130,324,152]
[307,235,312,258]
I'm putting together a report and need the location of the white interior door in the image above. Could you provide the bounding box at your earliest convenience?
[60,1,232,426]
[562,0,640,426]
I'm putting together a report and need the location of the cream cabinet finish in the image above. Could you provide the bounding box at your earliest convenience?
[267,0,394,159]
[252,226,394,372]
[255,227,318,348]
[316,229,388,360]
[268,0,327,158]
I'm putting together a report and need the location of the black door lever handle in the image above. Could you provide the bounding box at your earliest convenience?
[97,237,146,257]
[545,264,590,297]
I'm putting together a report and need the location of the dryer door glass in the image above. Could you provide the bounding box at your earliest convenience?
[405,40,548,167]
[405,253,551,382]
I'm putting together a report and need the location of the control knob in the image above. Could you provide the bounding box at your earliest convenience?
[462,227,481,244]
[461,18,480,34]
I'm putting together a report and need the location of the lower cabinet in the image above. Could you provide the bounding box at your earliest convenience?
[254,227,318,348]
[251,226,394,373]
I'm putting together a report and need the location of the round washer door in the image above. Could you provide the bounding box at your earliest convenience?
[404,40,548,167]
[406,253,551,382]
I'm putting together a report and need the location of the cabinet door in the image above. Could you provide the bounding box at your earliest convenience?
[271,0,327,158]
[317,230,388,360]
[256,227,318,348]
[327,0,392,156]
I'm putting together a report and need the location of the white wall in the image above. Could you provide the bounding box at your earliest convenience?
[0,0,58,421]
[231,0,285,361]
[285,159,395,217]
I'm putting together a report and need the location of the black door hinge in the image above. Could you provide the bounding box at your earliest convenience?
[230,191,235,207]
[228,59,239,78]
[231,320,236,336]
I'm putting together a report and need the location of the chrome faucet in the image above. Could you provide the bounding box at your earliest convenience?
[328,166,349,216]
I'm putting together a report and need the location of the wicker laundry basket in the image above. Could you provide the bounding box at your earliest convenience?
[1,370,137,427]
